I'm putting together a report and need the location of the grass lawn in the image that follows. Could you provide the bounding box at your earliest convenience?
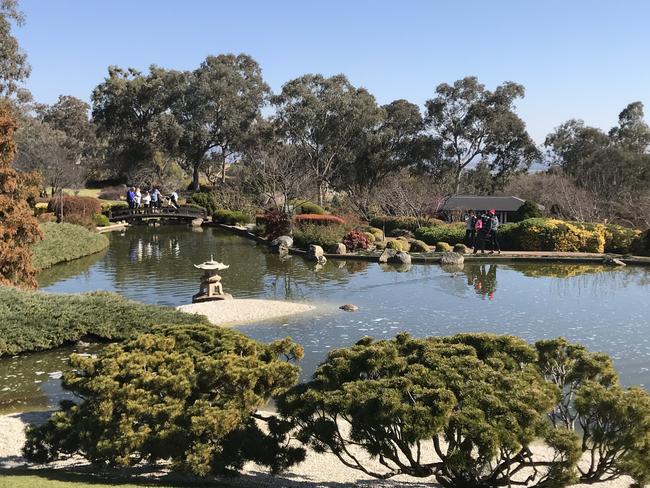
[33,223,109,270]
[0,469,230,487]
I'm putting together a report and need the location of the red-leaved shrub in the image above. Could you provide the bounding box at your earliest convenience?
[342,230,370,251]
[294,214,346,226]
[48,196,102,218]
[259,210,291,240]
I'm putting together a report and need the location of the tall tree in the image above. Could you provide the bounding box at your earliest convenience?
[273,74,382,206]
[171,54,269,190]
[0,100,41,288]
[0,0,29,97]
[424,76,538,193]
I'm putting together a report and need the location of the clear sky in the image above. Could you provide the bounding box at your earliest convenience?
[13,0,650,143]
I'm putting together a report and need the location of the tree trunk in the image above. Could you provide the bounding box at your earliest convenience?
[221,158,226,184]
[317,180,324,207]
[192,163,201,191]
[455,168,462,195]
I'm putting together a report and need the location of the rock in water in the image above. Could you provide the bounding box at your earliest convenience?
[602,256,626,266]
[440,252,464,266]
[307,244,327,264]
[378,249,397,263]
[272,235,294,248]
[393,251,411,265]
[339,304,358,312]
[331,243,347,254]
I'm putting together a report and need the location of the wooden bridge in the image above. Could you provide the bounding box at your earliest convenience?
[108,205,207,223]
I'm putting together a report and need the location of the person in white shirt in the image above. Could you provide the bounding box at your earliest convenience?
[142,191,152,209]
[134,188,142,209]
[169,190,179,209]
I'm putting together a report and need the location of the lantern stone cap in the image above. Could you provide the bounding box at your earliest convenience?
[194,255,229,271]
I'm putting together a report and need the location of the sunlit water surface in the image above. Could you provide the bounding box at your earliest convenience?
[2,226,649,413]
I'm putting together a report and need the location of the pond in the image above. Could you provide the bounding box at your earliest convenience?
[2,225,650,414]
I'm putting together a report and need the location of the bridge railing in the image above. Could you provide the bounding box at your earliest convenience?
[108,205,207,221]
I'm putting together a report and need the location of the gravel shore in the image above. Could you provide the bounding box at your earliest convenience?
[0,412,635,487]
[177,299,315,326]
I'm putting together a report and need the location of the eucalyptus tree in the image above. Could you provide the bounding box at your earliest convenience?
[424,76,538,193]
[335,99,436,219]
[171,54,269,190]
[272,74,382,206]
[0,0,29,98]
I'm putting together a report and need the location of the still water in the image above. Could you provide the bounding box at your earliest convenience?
[2,226,649,413]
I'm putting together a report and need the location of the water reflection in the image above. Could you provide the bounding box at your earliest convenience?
[2,226,647,413]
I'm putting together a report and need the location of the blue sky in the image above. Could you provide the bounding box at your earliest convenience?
[14,0,650,143]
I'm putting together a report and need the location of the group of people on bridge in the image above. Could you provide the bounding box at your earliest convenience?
[126,187,179,212]
[464,209,501,254]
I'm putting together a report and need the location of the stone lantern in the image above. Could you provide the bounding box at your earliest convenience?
[192,256,233,303]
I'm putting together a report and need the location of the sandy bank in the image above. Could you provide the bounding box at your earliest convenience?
[177,299,315,326]
[0,412,634,488]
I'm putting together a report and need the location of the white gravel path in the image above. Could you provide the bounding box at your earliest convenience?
[177,299,315,326]
[0,413,636,487]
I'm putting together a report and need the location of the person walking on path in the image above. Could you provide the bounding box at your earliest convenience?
[472,212,486,253]
[488,209,501,254]
[464,211,477,248]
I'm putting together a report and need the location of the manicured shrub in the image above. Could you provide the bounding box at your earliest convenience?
[632,229,650,256]
[294,214,346,226]
[370,215,441,233]
[291,200,325,215]
[362,231,376,243]
[32,223,109,270]
[24,324,305,476]
[388,228,414,238]
[453,243,468,254]
[37,212,57,223]
[278,333,580,487]
[188,191,218,215]
[342,230,370,252]
[511,200,543,222]
[293,223,345,250]
[536,337,650,485]
[212,209,252,226]
[48,196,102,218]
[102,201,129,213]
[513,218,605,253]
[386,239,408,252]
[94,214,110,227]
[415,223,466,246]
[0,287,209,356]
[64,213,97,230]
[98,185,126,201]
[602,223,642,254]
[365,226,384,241]
[435,241,452,252]
[409,239,429,252]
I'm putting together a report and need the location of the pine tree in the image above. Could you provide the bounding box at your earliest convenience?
[0,100,42,288]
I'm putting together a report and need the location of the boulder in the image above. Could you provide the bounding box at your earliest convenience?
[392,251,412,265]
[191,218,203,227]
[339,304,359,312]
[276,244,289,257]
[603,256,626,266]
[440,252,464,266]
[379,248,397,263]
[331,243,347,255]
[272,235,294,248]
[307,244,327,264]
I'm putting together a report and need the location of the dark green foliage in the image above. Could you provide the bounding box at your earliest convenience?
[293,223,345,250]
[536,337,650,485]
[0,286,209,356]
[415,223,466,246]
[631,228,650,256]
[278,333,579,487]
[370,215,441,234]
[212,209,252,225]
[24,324,305,476]
[188,191,218,215]
[93,213,110,227]
[453,243,468,253]
[512,200,543,222]
[292,200,325,215]
[32,222,108,269]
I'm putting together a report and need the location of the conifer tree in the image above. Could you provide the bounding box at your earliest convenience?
[0,100,42,288]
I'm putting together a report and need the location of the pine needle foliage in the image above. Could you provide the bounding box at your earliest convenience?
[24,324,306,476]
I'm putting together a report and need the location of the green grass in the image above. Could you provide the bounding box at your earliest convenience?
[0,469,231,488]
[0,287,210,356]
[32,223,110,270]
